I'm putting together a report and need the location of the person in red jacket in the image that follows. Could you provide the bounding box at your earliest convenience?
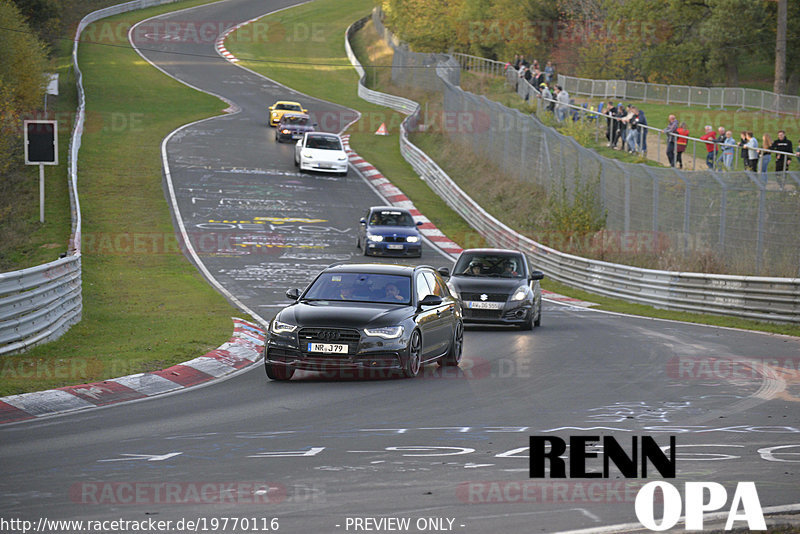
[675,122,689,169]
[700,125,717,170]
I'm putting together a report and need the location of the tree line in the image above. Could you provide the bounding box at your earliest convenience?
[379,0,799,94]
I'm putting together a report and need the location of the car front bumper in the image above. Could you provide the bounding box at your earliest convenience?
[365,241,423,256]
[265,336,409,374]
[461,300,533,325]
[299,160,349,173]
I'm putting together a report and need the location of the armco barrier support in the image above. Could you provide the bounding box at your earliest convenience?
[0,0,186,355]
[345,12,800,324]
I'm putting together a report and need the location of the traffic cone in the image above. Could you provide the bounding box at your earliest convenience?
[374,122,389,135]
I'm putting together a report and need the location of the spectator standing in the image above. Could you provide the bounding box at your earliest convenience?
[555,85,570,122]
[604,101,615,142]
[513,54,522,70]
[612,104,627,149]
[532,69,545,90]
[700,125,717,170]
[544,61,554,84]
[625,106,640,153]
[715,126,726,165]
[664,115,679,167]
[760,134,773,183]
[637,108,648,155]
[771,130,793,172]
[539,83,553,113]
[675,122,689,169]
[739,131,748,169]
[721,131,736,169]
[745,131,759,171]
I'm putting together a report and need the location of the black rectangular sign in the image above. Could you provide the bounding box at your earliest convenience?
[24,120,58,165]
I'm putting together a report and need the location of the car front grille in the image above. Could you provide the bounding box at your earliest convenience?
[383,236,407,243]
[461,292,509,302]
[464,309,504,319]
[298,328,361,356]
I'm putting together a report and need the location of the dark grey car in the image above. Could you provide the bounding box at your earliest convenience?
[444,248,544,330]
[264,263,463,380]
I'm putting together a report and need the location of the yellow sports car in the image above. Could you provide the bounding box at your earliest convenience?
[268,101,308,127]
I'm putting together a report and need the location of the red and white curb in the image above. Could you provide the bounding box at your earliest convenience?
[542,290,598,307]
[0,318,264,424]
[215,18,262,63]
[341,135,463,258]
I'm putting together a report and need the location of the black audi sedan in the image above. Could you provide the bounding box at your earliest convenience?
[264,263,463,380]
[444,249,544,330]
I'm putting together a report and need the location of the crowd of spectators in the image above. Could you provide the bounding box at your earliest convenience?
[506,57,798,183]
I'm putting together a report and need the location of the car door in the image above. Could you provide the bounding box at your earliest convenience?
[423,271,456,354]
[414,272,443,358]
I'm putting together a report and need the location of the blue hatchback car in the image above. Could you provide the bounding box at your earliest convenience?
[357,206,424,257]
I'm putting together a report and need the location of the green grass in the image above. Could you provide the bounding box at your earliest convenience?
[0,0,240,397]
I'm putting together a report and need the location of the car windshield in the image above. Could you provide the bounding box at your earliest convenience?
[304,273,412,304]
[275,103,302,111]
[369,210,415,227]
[283,116,309,126]
[453,253,525,278]
[305,135,342,150]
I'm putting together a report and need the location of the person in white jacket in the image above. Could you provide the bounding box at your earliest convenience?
[555,85,570,122]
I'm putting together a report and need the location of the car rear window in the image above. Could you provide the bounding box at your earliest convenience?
[306,135,342,150]
[276,103,302,111]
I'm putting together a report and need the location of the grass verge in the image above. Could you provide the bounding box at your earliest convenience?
[0,0,239,397]
[227,4,800,339]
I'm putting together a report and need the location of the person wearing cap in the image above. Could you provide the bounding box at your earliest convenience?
[539,82,553,112]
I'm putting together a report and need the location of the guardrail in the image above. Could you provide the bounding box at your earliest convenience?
[346,11,800,324]
[0,0,187,356]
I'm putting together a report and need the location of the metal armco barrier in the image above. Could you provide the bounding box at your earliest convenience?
[346,11,800,324]
[1,0,186,355]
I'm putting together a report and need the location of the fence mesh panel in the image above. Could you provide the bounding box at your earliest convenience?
[376,12,800,277]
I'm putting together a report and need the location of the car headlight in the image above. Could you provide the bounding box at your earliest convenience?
[270,319,297,334]
[364,326,404,339]
[337,155,347,161]
[510,286,529,301]
[303,151,313,158]
[271,111,279,117]
[281,129,290,134]
[406,236,420,243]
[367,234,383,242]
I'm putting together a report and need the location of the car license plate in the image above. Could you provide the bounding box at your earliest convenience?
[318,163,334,169]
[468,301,502,310]
[292,134,302,139]
[387,244,404,250]
[308,343,348,354]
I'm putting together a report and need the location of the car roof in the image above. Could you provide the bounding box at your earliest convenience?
[273,100,303,106]
[306,131,340,137]
[323,263,430,276]
[459,248,524,256]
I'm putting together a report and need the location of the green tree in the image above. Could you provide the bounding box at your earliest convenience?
[0,0,48,174]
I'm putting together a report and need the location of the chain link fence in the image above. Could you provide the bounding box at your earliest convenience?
[373,11,800,277]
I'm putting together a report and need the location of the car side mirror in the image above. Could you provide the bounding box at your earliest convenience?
[303,109,308,114]
[286,288,301,300]
[416,220,424,226]
[529,271,544,281]
[360,218,366,225]
[419,294,443,308]
[437,267,450,279]
[268,106,274,111]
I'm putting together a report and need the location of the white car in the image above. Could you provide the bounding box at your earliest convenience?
[294,132,349,176]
